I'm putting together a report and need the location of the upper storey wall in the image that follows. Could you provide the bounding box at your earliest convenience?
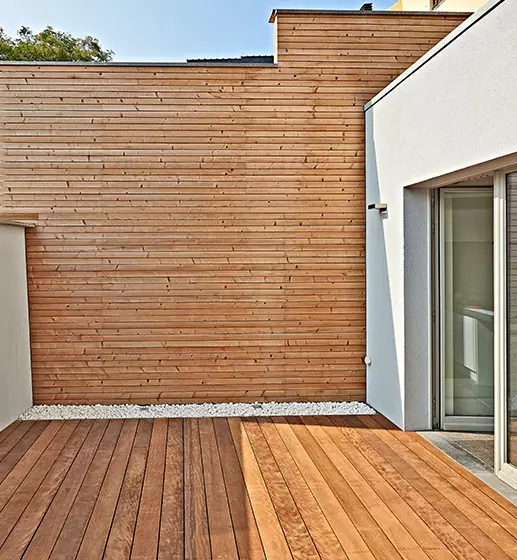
[0,12,466,404]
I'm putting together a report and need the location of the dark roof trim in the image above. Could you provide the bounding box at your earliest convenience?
[0,61,277,68]
[268,8,471,22]
[187,55,274,64]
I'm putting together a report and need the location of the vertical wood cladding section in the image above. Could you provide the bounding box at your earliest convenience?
[0,13,466,403]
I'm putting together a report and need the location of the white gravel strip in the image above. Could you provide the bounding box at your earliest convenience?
[19,401,375,421]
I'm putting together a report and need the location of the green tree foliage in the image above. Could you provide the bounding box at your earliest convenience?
[0,26,114,62]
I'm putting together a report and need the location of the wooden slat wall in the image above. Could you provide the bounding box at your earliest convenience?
[0,12,466,404]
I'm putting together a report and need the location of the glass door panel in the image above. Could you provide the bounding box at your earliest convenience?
[441,189,494,429]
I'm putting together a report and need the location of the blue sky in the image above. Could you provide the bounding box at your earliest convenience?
[2,0,394,62]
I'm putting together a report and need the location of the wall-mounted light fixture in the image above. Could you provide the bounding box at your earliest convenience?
[367,203,388,214]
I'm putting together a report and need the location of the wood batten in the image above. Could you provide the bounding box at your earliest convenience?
[0,11,466,404]
[0,213,38,228]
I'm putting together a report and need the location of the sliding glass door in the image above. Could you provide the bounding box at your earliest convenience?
[435,173,517,489]
[440,189,494,431]
[495,171,517,487]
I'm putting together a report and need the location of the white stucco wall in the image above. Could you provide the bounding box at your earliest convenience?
[0,224,33,430]
[365,0,517,430]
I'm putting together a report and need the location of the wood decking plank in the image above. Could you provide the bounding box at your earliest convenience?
[0,415,516,560]
[0,421,78,544]
[301,416,430,560]
[375,415,517,530]
[0,421,63,512]
[0,420,93,556]
[410,434,517,524]
[0,422,78,532]
[212,417,266,560]
[0,422,20,446]
[335,416,489,560]
[257,417,348,560]
[158,419,184,560]
[376,415,517,521]
[199,418,239,560]
[286,416,404,560]
[104,419,153,560]
[75,419,138,560]
[49,419,124,559]
[242,418,319,560]
[0,421,34,462]
[351,416,509,560]
[227,417,293,560]
[328,416,455,559]
[270,416,373,559]
[22,420,108,559]
[132,418,168,560]
[358,416,517,555]
[0,422,49,485]
[184,418,211,560]
[405,427,517,521]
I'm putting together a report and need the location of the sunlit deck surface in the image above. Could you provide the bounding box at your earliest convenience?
[0,414,516,559]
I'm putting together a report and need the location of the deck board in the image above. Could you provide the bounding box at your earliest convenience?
[104,419,152,559]
[76,419,138,559]
[158,419,184,560]
[51,419,124,559]
[0,414,516,559]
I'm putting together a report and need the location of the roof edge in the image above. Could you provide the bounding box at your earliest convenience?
[0,61,277,68]
[268,8,472,22]
[364,0,505,111]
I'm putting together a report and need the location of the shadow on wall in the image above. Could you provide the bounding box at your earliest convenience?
[403,186,433,430]
[365,111,403,428]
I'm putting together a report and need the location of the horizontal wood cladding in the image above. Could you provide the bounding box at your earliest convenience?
[0,12,466,404]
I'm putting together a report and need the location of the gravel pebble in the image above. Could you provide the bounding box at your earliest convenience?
[19,401,375,421]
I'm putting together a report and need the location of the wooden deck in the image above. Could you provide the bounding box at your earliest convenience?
[0,415,517,559]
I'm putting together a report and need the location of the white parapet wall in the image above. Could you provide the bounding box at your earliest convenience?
[365,0,517,430]
[0,223,33,430]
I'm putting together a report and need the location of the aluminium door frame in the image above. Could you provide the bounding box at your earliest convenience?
[494,170,517,488]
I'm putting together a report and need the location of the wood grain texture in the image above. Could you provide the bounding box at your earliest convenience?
[0,12,466,404]
[184,418,210,559]
[0,420,92,557]
[199,418,239,560]
[51,420,124,559]
[132,418,167,560]
[75,419,138,560]
[104,419,152,560]
[0,415,516,559]
[158,419,184,560]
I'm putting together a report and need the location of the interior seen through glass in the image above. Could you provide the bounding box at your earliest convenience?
[443,189,494,419]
